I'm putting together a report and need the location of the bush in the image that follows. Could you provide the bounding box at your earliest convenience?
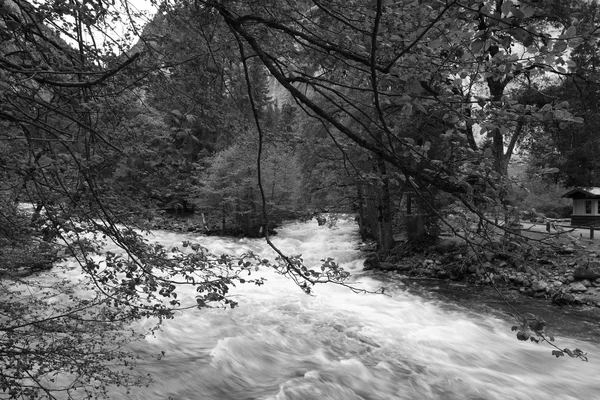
[515,180,571,219]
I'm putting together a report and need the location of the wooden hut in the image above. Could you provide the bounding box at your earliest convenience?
[562,187,600,226]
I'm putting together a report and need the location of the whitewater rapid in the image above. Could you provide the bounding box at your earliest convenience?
[103,217,600,400]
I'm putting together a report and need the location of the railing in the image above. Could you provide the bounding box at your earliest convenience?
[550,219,599,239]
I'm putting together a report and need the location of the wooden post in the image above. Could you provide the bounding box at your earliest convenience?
[591,227,595,240]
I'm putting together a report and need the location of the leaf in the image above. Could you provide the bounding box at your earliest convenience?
[471,39,484,54]
[553,40,568,53]
[564,25,577,39]
[521,4,535,18]
[516,331,530,341]
[511,325,518,331]
[501,1,511,16]
[552,350,564,358]
[171,109,182,117]
[564,348,575,357]
[5,20,20,31]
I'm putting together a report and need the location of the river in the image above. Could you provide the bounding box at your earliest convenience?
[100,217,600,400]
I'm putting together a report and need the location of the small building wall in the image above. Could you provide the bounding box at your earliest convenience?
[562,188,600,227]
[572,199,600,215]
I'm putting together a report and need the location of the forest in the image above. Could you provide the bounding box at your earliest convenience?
[1,0,600,397]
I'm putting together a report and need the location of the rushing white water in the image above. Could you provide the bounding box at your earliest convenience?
[100,218,600,400]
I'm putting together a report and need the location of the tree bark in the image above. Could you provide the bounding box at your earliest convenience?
[375,157,394,251]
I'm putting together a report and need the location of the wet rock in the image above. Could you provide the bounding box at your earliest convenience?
[436,270,449,279]
[363,255,379,270]
[395,263,413,272]
[378,262,397,271]
[570,283,588,293]
[552,290,577,305]
[520,287,534,297]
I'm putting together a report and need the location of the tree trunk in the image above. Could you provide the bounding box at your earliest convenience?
[375,157,394,251]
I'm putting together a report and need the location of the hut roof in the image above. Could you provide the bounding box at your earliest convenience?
[562,187,600,198]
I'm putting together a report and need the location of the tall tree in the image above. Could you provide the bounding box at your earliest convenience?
[171,0,585,246]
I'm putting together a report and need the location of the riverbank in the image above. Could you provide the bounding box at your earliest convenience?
[363,224,600,311]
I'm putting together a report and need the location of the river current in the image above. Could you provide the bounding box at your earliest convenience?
[96,218,600,399]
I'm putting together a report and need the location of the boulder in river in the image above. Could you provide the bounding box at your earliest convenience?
[573,263,600,280]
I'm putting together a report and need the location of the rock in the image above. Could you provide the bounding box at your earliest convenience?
[567,275,575,282]
[553,281,563,287]
[433,239,461,254]
[363,256,379,270]
[574,265,600,280]
[378,262,397,271]
[522,279,531,287]
[570,283,588,293]
[532,281,548,292]
[557,247,575,255]
[514,275,525,285]
[523,265,536,275]
[520,287,534,297]
[436,270,449,279]
[583,279,593,287]
[395,264,413,272]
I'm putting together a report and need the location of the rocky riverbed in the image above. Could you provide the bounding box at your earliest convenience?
[363,233,600,309]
